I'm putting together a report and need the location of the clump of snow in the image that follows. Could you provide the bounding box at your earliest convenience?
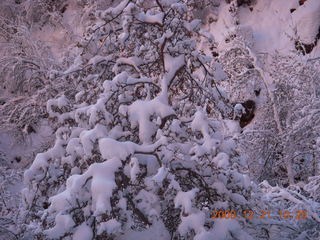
[190,109,221,158]
[137,12,164,26]
[129,157,140,182]
[212,181,228,195]
[162,54,185,93]
[90,160,121,216]
[234,103,245,118]
[230,192,247,205]
[99,136,166,160]
[66,137,84,159]
[80,124,108,156]
[47,95,70,118]
[48,158,122,217]
[44,213,75,239]
[97,219,121,235]
[73,223,93,240]
[88,55,112,65]
[115,57,144,73]
[152,166,169,185]
[178,211,205,236]
[123,96,174,143]
[24,135,66,186]
[99,0,129,20]
[191,109,210,138]
[212,152,230,169]
[174,188,199,214]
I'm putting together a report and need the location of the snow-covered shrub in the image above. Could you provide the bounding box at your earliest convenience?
[22,1,320,239]
[269,54,320,184]
[0,2,58,132]
[22,1,260,239]
[0,0,89,134]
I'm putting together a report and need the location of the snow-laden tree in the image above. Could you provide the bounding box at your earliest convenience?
[22,0,320,239]
[269,54,320,184]
[22,1,258,239]
[216,26,278,184]
[237,51,320,187]
[217,14,320,187]
[0,0,89,135]
[0,0,63,133]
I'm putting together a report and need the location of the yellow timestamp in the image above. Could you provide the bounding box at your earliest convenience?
[210,210,308,220]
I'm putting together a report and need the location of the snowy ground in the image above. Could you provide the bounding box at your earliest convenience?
[209,0,320,56]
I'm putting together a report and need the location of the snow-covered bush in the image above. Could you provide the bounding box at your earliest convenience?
[22,1,260,239]
[0,0,89,134]
[0,1,60,132]
[269,54,320,184]
[22,1,320,239]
